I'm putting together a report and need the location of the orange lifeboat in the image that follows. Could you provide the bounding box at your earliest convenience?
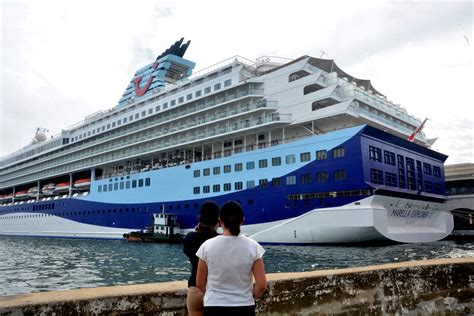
[42,183,56,195]
[54,182,70,192]
[74,178,91,189]
[14,190,29,199]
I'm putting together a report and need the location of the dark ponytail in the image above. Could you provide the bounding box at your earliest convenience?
[219,201,244,236]
[197,201,219,234]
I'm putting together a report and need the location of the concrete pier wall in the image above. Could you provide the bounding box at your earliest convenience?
[0,257,472,315]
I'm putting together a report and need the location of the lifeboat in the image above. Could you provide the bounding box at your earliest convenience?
[74,178,91,189]
[27,186,41,198]
[42,183,56,195]
[54,182,70,192]
[14,190,29,199]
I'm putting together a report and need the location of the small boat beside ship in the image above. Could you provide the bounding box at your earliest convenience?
[123,213,182,243]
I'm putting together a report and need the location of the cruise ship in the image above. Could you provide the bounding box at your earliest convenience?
[0,38,453,243]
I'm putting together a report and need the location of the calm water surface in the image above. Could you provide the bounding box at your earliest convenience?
[0,237,472,296]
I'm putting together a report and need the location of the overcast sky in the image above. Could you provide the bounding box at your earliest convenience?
[1,0,472,164]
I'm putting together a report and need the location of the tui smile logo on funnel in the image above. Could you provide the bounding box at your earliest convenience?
[129,38,195,98]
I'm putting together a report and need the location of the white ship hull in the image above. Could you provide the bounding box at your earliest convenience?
[249,196,453,244]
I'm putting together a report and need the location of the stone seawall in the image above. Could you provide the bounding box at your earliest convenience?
[0,257,472,315]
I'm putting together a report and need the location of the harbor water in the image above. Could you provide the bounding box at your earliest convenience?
[0,236,472,296]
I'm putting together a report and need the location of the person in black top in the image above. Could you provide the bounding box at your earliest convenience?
[183,201,219,316]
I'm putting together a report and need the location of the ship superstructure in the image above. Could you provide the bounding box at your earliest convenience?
[0,39,452,243]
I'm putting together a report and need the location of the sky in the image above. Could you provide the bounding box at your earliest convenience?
[1,0,473,164]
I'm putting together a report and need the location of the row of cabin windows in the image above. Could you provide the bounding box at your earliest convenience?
[71,79,233,143]
[370,168,442,193]
[192,170,347,194]
[193,148,345,177]
[1,207,149,219]
[97,178,151,193]
[369,146,441,177]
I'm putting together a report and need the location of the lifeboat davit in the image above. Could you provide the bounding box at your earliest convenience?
[74,178,91,189]
[42,183,56,195]
[54,182,70,192]
[14,190,29,199]
[27,186,42,198]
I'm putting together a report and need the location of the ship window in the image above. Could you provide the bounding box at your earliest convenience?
[103,185,108,192]
[213,167,220,175]
[213,184,220,192]
[300,152,311,162]
[272,157,281,166]
[234,182,243,190]
[259,159,268,168]
[289,70,310,82]
[154,105,160,112]
[135,113,139,119]
[384,151,396,166]
[141,111,146,117]
[123,117,127,123]
[285,154,296,164]
[259,179,268,188]
[205,87,211,94]
[317,172,328,183]
[194,170,200,177]
[186,93,193,100]
[246,161,255,170]
[301,173,312,184]
[106,124,110,129]
[132,180,137,188]
[145,178,151,186]
[369,146,382,162]
[425,181,433,193]
[224,165,231,173]
[333,147,345,158]
[234,163,243,172]
[224,79,232,87]
[129,115,133,121]
[214,83,221,91]
[195,90,202,97]
[304,83,323,95]
[385,172,397,187]
[247,180,255,189]
[423,163,432,175]
[138,179,144,187]
[117,120,121,126]
[286,176,296,185]
[334,170,346,180]
[203,185,210,193]
[114,183,118,190]
[224,183,231,191]
[112,122,116,127]
[370,169,384,184]
[98,186,102,193]
[272,177,282,187]
[178,97,184,104]
[126,181,130,189]
[203,168,210,176]
[316,150,327,160]
[108,184,113,191]
[433,166,441,177]
[120,182,125,190]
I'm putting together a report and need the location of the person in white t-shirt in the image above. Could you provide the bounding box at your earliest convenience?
[196,201,266,316]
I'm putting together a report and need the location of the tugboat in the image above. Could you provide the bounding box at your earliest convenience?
[123,213,182,243]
